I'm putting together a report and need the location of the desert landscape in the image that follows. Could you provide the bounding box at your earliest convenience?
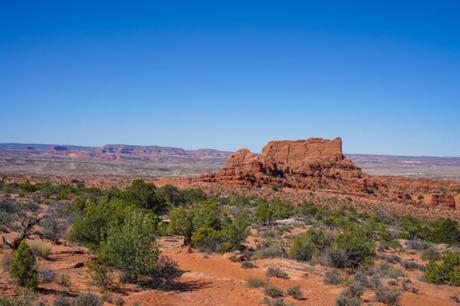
[2,137,460,306]
[2,1,459,305]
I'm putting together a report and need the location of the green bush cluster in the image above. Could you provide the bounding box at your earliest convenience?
[168,200,250,252]
[255,200,295,224]
[289,226,374,269]
[425,252,460,286]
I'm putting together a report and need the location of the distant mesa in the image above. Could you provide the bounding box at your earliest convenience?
[202,137,374,192]
[201,136,458,209]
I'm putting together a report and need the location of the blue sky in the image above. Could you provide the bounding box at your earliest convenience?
[1,1,459,156]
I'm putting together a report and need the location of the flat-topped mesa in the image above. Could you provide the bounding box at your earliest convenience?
[261,137,345,175]
[202,137,374,192]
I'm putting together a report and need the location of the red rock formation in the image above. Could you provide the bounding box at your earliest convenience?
[431,194,456,208]
[262,137,344,175]
[202,137,375,193]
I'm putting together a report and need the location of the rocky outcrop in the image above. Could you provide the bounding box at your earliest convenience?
[202,137,376,193]
[431,194,456,208]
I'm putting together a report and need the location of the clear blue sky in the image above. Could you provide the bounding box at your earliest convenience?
[1,1,459,156]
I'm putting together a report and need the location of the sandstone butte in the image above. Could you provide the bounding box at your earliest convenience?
[201,137,458,209]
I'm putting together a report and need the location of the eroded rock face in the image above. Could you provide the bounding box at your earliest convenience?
[262,137,344,175]
[431,194,456,208]
[203,137,373,193]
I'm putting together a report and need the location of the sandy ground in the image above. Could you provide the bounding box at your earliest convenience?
[1,236,460,305]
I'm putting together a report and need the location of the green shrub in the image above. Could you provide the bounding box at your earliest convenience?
[74,292,102,306]
[221,210,250,251]
[88,260,112,289]
[100,209,159,282]
[245,277,269,288]
[270,201,295,220]
[157,184,185,207]
[324,269,343,285]
[289,235,315,262]
[29,241,52,259]
[264,284,284,298]
[241,261,256,269]
[191,226,223,252]
[69,198,128,250]
[286,286,303,300]
[330,228,375,269]
[425,252,460,286]
[375,287,401,305]
[0,292,39,306]
[168,207,193,245]
[9,241,38,289]
[421,248,440,261]
[427,219,460,245]
[122,179,168,215]
[265,266,289,279]
[190,200,222,230]
[255,201,273,225]
[255,241,285,259]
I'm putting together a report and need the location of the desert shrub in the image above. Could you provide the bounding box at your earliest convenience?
[39,269,56,284]
[425,251,460,286]
[373,263,406,278]
[270,201,295,220]
[324,269,343,285]
[427,218,460,245]
[190,200,222,230]
[241,261,256,269]
[377,254,401,264]
[245,277,269,288]
[156,184,185,207]
[335,294,361,306]
[375,287,401,305]
[406,239,428,250]
[369,273,383,290]
[114,296,125,306]
[329,227,375,269]
[336,283,364,306]
[69,198,128,250]
[88,260,112,289]
[0,199,19,227]
[57,274,71,287]
[122,179,168,215]
[191,226,223,252]
[74,292,102,306]
[221,210,250,251]
[289,235,315,262]
[168,207,193,245]
[287,285,303,300]
[255,200,273,225]
[266,266,289,279]
[255,241,285,259]
[100,209,159,282]
[100,292,112,303]
[29,241,52,259]
[53,295,71,306]
[353,272,369,288]
[1,253,13,272]
[400,260,425,271]
[422,248,440,261]
[261,297,293,306]
[264,283,284,298]
[182,188,207,204]
[9,241,38,289]
[41,215,66,243]
[0,292,39,306]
